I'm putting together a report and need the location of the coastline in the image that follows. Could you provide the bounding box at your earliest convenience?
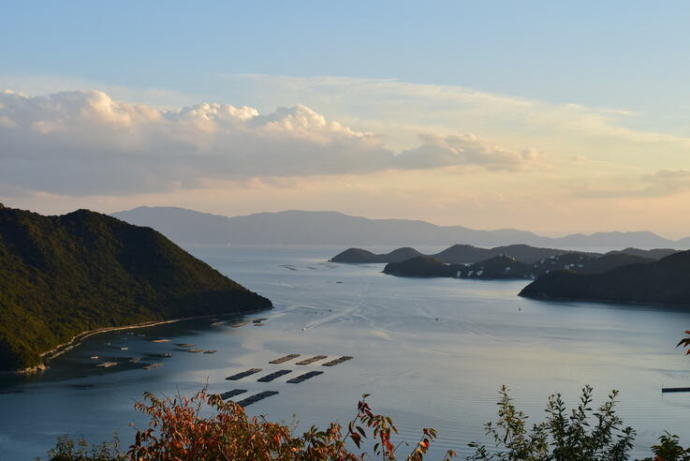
[13,307,268,375]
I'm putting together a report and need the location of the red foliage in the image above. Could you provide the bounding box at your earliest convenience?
[125,389,455,460]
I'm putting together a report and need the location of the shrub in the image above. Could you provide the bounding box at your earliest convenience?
[467,385,635,461]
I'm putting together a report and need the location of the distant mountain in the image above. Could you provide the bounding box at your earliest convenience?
[0,205,271,372]
[519,250,690,306]
[112,207,689,249]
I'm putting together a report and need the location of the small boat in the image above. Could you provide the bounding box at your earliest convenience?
[90,356,100,360]
[143,363,162,370]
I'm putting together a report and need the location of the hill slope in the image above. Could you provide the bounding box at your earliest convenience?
[0,205,271,372]
[519,250,690,306]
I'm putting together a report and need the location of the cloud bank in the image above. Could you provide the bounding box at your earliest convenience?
[0,90,540,195]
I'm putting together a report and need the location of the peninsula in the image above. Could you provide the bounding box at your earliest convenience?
[0,205,271,372]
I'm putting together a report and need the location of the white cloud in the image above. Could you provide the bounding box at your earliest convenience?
[0,89,539,195]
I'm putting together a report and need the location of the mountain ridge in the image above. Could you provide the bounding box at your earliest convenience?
[113,206,689,249]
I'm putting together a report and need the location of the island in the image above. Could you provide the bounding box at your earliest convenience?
[331,244,676,266]
[519,249,690,306]
[0,205,272,372]
[382,251,656,280]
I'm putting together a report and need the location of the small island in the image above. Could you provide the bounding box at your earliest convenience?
[0,205,272,372]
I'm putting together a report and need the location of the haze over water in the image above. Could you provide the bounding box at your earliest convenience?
[2,245,690,459]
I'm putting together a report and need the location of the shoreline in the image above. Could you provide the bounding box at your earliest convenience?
[13,307,268,375]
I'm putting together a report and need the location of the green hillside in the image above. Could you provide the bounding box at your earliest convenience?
[519,249,690,306]
[0,204,271,372]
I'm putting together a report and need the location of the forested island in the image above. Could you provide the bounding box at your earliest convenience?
[331,244,676,280]
[519,249,690,306]
[0,205,271,372]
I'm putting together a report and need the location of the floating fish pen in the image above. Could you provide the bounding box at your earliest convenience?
[175,343,195,348]
[151,339,170,343]
[146,352,172,358]
[295,355,327,365]
[211,321,226,326]
[188,349,204,353]
[286,371,324,384]
[257,370,292,382]
[203,350,217,354]
[662,387,690,393]
[236,391,279,407]
[96,361,118,368]
[322,356,353,367]
[129,357,142,364]
[253,318,267,324]
[231,321,250,328]
[219,389,247,400]
[269,354,300,364]
[226,368,262,381]
[90,356,100,360]
[143,363,162,370]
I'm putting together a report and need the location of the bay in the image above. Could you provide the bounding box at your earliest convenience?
[1,245,690,459]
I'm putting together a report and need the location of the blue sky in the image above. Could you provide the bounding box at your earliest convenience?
[5,1,690,118]
[2,1,690,235]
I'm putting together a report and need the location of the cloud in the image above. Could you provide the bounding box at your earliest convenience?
[395,134,542,171]
[579,169,690,198]
[0,89,539,195]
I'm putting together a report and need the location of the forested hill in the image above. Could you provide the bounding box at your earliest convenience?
[519,249,690,306]
[0,205,271,372]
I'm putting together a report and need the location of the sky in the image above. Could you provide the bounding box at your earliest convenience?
[2,1,690,237]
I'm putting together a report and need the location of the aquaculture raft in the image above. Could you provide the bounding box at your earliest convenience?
[295,355,328,365]
[220,389,247,400]
[286,371,324,383]
[662,387,690,393]
[236,391,279,407]
[257,369,292,382]
[269,354,300,364]
[322,356,353,367]
[226,368,262,380]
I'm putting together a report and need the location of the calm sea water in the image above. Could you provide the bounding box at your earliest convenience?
[2,245,690,460]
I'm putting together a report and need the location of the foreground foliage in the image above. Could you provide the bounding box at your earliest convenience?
[48,386,690,460]
[468,385,635,460]
[50,388,453,460]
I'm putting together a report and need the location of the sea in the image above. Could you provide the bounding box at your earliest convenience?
[1,245,690,460]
